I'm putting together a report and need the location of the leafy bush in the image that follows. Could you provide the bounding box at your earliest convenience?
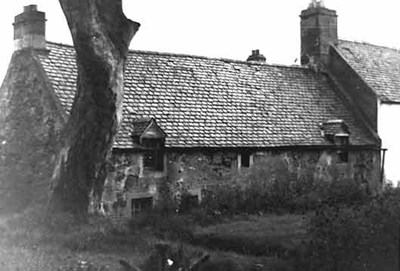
[200,174,369,216]
[297,187,400,271]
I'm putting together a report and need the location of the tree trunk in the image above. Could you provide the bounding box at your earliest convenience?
[49,0,140,218]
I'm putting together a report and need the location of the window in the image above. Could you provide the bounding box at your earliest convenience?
[142,138,164,171]
[124,174,139,191]
[210,152,232,168]
[338,150,349,163]
[131,197,153,218]
[239,152,252,168]
[335,135,349,163]
[143,149,164,171]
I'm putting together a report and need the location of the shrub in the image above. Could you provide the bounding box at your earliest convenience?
[297,187,400,271]
[200,174,369,216]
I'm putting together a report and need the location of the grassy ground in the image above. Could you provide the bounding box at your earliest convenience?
[0,211,150,270]
[0,210,309,270]
[192,214,308,257]
[0,245,134,271]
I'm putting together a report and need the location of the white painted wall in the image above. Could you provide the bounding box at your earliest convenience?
[378,102,400,186]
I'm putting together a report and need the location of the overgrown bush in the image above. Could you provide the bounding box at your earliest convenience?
[296,186,400,271]
[196,155,370,215]
[200,174,369,216]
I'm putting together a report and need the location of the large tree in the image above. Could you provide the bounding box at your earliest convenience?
[50,0,140,218]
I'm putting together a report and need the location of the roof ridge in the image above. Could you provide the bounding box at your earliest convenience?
[46,40,74,48]
[45,40,308,70]
[339,39,400,52]
[128,50,308,70]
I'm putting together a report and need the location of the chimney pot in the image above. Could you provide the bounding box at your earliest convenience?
[24,5,38,12]
[247,49,266,63]
[13,5,46,51]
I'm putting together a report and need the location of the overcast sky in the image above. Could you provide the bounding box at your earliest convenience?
[1,0,400,80]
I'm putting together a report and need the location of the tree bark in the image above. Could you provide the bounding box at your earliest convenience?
[49,0,139,218]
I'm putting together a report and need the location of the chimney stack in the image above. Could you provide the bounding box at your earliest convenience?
[300,1,337,67]
[247,49,266,63]
[13,5,46,51]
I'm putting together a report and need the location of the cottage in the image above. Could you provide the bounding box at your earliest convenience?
[0,2,389,215]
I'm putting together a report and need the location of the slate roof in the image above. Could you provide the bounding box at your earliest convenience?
[337,40,400,103]
[35,41,377,149]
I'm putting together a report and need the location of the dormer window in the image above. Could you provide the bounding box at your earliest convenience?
[320,120,350,143]
[142,138,164,171]
[320,120,350,163]
[335,133,349,163]
[132,118,167,172]
[334,133,349,145]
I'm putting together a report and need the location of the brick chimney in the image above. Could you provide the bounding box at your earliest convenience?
[13,5,46,51]
[300,0,337,67]
[247,49,266,63]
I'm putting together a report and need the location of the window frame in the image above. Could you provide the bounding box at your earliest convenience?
[238,151,253,168]
[337,149,349,163]
[143,148,164,171]
[142,138,165,172]
[131,197,153,218]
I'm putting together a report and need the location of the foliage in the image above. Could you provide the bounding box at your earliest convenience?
[200,175,369,216]
[156,177,179,215]
[297,186,400,271]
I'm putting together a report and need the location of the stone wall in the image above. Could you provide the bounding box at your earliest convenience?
[167,149,380,195]
[102,147,381,219]
[101,150,168,218]
[254,149,380,195]
[0,51,64,212]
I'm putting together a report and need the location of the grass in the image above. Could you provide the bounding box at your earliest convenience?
[0,210,153,270]
[0,244,131,271]
[0,208,310,271]
[192,213,309,257]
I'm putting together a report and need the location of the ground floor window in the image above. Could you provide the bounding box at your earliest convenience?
[338,150,349,163]
[131,197,153,218]
[239,151,252,168]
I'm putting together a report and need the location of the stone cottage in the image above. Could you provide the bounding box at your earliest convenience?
[0,2,389,216]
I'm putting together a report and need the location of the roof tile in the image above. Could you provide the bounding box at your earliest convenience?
[36,41,377,148]
[337,40,400,102]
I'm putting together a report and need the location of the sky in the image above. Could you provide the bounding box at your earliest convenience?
[1,0,400,80]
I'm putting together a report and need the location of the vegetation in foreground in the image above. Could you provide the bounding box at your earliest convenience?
[298,185,400,271]
[1,177,399,271]
[0,208,302,271]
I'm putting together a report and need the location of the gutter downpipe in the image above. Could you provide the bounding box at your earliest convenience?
[381,148,387,185]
